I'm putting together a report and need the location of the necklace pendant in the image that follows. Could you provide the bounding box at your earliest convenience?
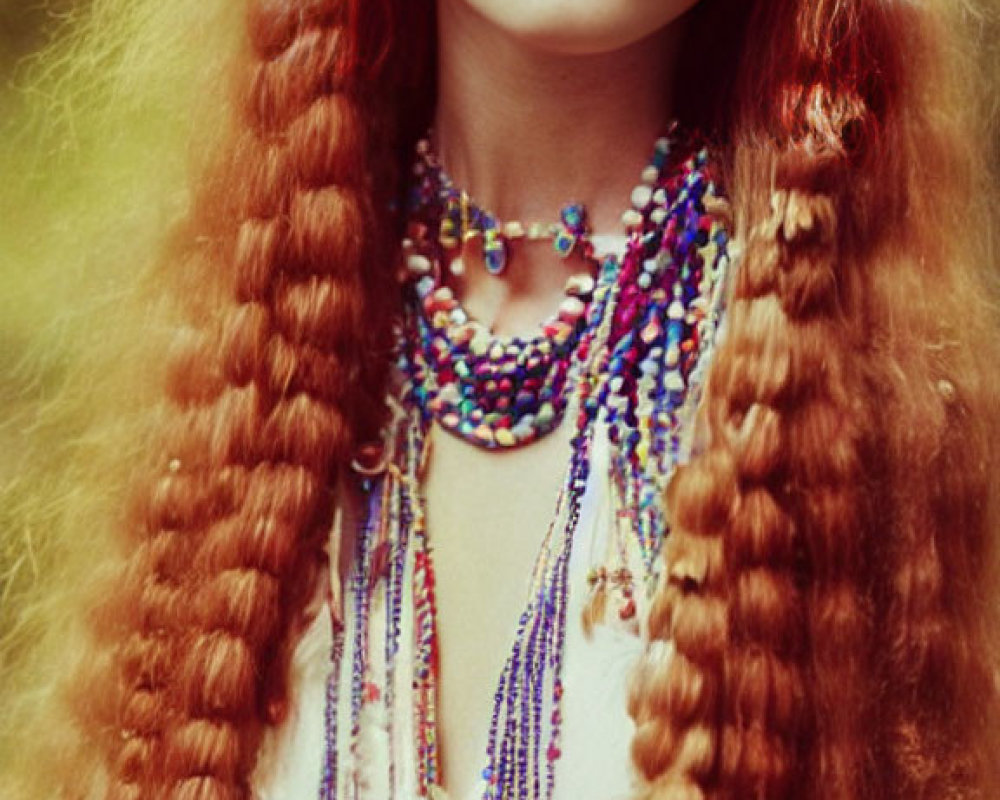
[552,228,576,259]
[482,228,509,276]
[553,202,588,259]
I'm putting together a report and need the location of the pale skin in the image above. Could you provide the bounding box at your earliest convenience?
[425,0,700,795]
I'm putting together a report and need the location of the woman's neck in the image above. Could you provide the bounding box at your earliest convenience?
[432,0,684,333]
[434,0,681,234]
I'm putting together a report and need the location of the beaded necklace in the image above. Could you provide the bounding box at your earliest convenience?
[404,134,676,450]
[410,135,596,278]
[319,130,733,800]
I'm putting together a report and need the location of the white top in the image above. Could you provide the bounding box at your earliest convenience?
[253,423,663,800]
[252,224,729,799]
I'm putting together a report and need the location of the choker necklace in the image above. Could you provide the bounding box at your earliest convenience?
[401,130,676,450]
[410,136,598,277]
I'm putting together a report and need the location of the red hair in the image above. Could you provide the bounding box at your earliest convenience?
[51,0,1000,798]
[631,1,1000,798]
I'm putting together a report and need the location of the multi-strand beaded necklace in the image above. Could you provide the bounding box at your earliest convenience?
[319,128,732,800]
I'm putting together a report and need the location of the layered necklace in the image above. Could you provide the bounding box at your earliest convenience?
[320,127,733,800]
[400,132,632,449]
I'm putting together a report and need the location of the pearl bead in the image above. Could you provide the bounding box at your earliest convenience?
[470,327,491,356]
[565,273,595,298]
[502,220,524,239]
[407,253,432,275]
[433,286,454,304]
[558,296,586,323]
[621,209,643,228]
[631,185,653,209]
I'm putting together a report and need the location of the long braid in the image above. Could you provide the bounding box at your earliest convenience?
[88,2,396,797]
[631,0,1000,798]
[629,165,869,800]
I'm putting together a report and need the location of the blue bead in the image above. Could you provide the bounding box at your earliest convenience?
[553,229,576,258]
[560,202,587,233]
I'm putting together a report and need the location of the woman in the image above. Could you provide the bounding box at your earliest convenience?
[1,0,998,798]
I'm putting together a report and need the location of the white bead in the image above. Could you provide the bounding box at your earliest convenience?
[470,326,491,355]
[439,384,461,404]
[621,209,643,228]
[664,371,685,392]
[655,137,671,154]
[407,253,432,275]
[650,208,668,226]
[449,257,465,277]
[641,165,659,185]
[631,184,653,209]
[504,220,526,239]
[653,188,667,206]
[527,222,550,240]
[559,296,586,322]
[565,273,595,297]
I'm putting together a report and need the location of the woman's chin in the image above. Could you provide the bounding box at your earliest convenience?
[450,0,702,56]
